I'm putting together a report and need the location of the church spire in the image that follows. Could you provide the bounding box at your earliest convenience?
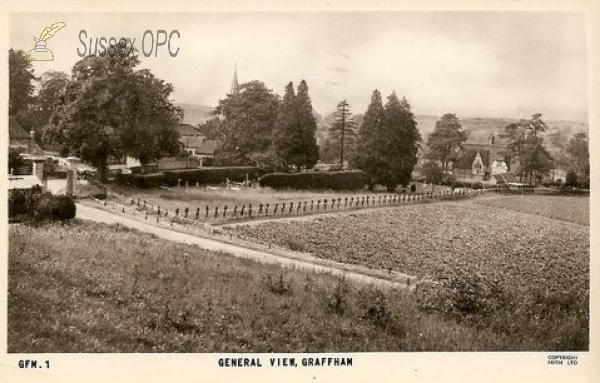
[230,63,240,96]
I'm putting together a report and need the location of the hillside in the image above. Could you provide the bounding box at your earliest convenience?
[180,103,216,125]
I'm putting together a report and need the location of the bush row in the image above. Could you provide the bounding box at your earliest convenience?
[114,167,265,188]
[9,186,76,223]
[258,170,367,190]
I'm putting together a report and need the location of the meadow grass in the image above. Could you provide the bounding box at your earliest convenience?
[7,220,554,353]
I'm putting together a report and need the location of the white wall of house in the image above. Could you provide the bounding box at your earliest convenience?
[126,157,141,168]
[491,160,508,175]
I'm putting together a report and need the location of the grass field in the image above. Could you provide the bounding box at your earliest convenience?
[474,194,589,225]
[227,196,590,350]
[10,220,531,353]
[8,196,588,351]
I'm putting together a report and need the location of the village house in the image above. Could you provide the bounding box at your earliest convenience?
[452,134,509,182]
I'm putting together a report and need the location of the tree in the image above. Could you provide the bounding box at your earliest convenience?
[118,69,183,166]
[421,161,443,185]
[565,132,590,180]
[17,71,70,149]
[426,113,469,173]
[272,82,304,170]
[353,90,421,191]
[352,89,386,189]
[45,45,182,182]
[197,117,222,140]
[327,100,357,167]
[379,93,421,190]
[215,81,279,165]
[295,80,319,169]
[9,49,36,116]
[501,113,554,184]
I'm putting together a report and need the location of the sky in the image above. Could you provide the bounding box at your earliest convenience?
[10,11,589,122]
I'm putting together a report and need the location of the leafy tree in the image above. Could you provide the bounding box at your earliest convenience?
[17,71,70,149]
[9,49,36,116]
[197,117,222,140]
[502,114,554,184]
[426,113,468,173]
[421,160,443,185]
[215,81,279,165]
[45,45,181,182]
[295,80,319,169]
[118,69,183,166]
[327,100,357,167]
[352,89,386,189]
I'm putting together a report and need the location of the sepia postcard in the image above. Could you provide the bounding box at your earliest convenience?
[1,0,598,382]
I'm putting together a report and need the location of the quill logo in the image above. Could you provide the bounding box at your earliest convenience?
[24,22,66,61]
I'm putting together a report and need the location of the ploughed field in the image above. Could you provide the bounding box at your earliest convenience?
[228,196,590,349]
[228,197,589,285]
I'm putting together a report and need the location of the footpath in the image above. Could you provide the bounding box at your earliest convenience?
[76,203,417,291]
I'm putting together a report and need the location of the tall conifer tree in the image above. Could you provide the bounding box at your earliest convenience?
[352,89,385,189]
[296,80,319,169]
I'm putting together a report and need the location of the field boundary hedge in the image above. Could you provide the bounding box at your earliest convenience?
[114,167,264,188]
[258,170,367,190]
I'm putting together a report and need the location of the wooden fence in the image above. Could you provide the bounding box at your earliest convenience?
[126,188,496,224]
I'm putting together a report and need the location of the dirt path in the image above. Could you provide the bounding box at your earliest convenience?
[76,203,415,290]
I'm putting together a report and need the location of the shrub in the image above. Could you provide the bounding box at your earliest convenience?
[263,274,294,296]
[259,170,367,190]
[325,279,350,315]
[8,186,76,223]
[36,195,76,221]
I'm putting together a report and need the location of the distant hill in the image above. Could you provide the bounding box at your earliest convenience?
[180,103,216,125]
[181,102,588,157]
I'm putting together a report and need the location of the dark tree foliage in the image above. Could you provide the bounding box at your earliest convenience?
[197,117,222,141]
[501,114,554,184]
[353,90,421,191]
[9,49,36,116]
[215,81,280,166]
[327,100,357,167]
[295,80,319,169]
[19,71,71,148]
[272,82,304,170]
[426,113,469,173]
[45,46,181,182]
[352,89,386,189]
[566,132,590,182]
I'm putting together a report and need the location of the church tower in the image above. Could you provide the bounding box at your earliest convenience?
[229,63,240,96]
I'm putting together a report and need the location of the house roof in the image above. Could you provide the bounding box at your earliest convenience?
[182,137,205,149]
[454,149,490,169]
[8,174,42,190]
[462,142,506,162]
[196,140,218,155]
[9,116,30,140]
[176,123,202,137]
